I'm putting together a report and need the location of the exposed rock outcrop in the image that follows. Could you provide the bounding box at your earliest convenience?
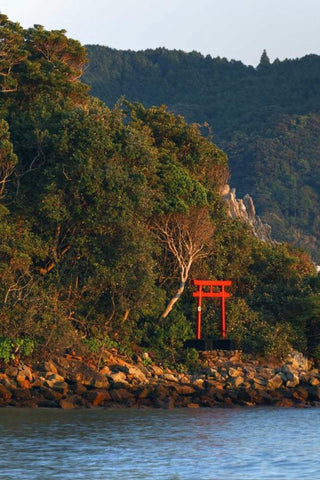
[222,184,274,243]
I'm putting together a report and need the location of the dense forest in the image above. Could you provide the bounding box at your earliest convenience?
[0,15,319,367]
[83,46,320,262]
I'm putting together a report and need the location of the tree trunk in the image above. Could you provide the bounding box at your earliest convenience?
[160,279,187,319]
[160,258,193,319]
[122,309,130,322]
[40,245,71,275]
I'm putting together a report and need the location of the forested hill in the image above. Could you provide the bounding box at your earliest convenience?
[0,14,319,366]
[83,46,320,262]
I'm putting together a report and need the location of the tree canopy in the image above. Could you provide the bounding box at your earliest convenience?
[0,15,319,365]
[84,45,320,262]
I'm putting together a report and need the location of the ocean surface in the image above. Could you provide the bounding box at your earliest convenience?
[0,407,319,479]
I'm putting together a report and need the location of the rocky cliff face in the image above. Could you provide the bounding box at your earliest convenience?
[222,185,274,243]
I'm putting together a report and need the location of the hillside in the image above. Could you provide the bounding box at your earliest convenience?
[0,14,319,367]
[83,46,320,262]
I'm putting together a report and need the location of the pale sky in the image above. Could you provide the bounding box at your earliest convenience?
[1,0,320,66]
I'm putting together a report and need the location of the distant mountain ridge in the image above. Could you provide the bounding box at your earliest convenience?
[83,46,320,262]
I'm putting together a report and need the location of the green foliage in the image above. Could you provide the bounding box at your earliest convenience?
[228,116,320,261]
[0,119,17,197]
[83,335,118,354]
[15,337,35,357]
[141,354,152,368]
[180,348,200,373]
[0,337,14,363]
[0,14,319,365]
[143,309,194,364]
[84,46,320,262]
[257,49,271,69]
[301,293,320,359]
[0,336,35,363]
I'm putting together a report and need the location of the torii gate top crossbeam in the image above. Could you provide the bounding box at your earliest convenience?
[192,280,232,286]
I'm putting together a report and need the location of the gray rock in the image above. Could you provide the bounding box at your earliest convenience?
[267,374,283,390]
[126,365,148,384]
[0,383,12,400]
[5,366,18,377]
[286,374,299,388]
[162,373,179,382]
[223,185,274,243]
[45,373,65,384]
[228,367,241,378]
[309,377,320,387]
[233,376,245,388]
[60,396,80,409]
[44,360,58,374]
[108,371,129,385]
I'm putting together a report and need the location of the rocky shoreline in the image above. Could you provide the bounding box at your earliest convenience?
[0,349,320,409]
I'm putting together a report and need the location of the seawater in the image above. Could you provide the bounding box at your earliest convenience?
[0,407,319,479]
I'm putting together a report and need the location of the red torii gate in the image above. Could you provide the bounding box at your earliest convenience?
[192,279,232,340]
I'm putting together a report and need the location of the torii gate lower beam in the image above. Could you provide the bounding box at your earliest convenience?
[192,280,232,339]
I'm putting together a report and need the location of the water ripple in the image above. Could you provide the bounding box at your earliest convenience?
[0,407,319,479]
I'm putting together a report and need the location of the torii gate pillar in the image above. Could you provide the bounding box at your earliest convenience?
[184,279,235,351]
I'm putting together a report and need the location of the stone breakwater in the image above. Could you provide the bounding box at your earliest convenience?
[0,350,320,409]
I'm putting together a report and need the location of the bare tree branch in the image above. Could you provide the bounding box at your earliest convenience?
[151,208,215,318]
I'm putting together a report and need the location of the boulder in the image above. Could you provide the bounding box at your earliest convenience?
[13,388,31,402]
[259,367,274,379]
[17,379,31,389]
[135,386,152,399]
[107,371,130,389]
[162,373,179,382]
[228,367,241,378]
[83,390,111,406]
[237,388,263,405]
[191,378,205,389]
[0,383,12,401]
[286,374,299,388]
[172,384,196,396]
[69,382,87,395]
[5,366,18,377]
[231,376,244,388]
[286,350,310,371]
[59,395,81,409]
[90,377,109,389]
[17,364,33,382]
[126,365,148,384]
[110,388,134,403]
[292,386,309,403]
[0,376,17,390]
[45,373,65,384]
[44,359,58,374]
[153,396,175,409]
[309,377,320,387]
[306,386,320,402]
[267,374,283,390]
[51,381,69,395]
[44,376,69,394]
[197,394,217,407]
[149,365,164,376]
[108,371,127,383]
[242,366,256,380]
[275,398,294,408]
[38,386,63,401]
[253,376,267,389]
[54,357,108,389]
[99,365,111,376]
